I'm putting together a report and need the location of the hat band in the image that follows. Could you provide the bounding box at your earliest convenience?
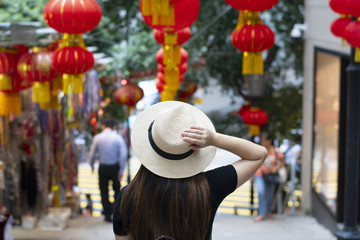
[148,121,195,161]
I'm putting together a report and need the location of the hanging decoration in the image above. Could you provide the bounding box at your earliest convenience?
[43,0,102,94]
[17,47,60,103]
[177,81,197,102]
[224,0,277,135]
[241,107,268,136]
[154,46,189,101]
[0,45,31,116]
[230,10,275,75]
[342,0,360,62]
[0,52,17,91]
[329,0,351,47]
[0,72,32,116]
[140,0,199,101]
[113,83,144,117]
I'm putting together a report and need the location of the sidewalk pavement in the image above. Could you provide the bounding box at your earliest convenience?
[12,212,336,240]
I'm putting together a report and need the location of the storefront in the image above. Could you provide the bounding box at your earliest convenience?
[302,0,360,235]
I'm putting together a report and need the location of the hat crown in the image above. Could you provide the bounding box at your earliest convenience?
[151,104,196,155]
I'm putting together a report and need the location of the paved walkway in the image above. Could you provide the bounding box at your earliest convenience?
[12,212,336,240]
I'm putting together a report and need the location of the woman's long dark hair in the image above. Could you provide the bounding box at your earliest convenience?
[120,165,212,240]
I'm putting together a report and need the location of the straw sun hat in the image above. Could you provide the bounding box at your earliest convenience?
[131,101,217,179]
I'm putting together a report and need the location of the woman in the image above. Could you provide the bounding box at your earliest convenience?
[113,101,267,240]
[253,132,285,222]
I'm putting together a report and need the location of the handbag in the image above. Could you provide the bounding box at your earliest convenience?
[264,172,280,184]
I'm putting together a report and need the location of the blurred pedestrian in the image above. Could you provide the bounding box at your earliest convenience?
[89,119,128,222]
[284,135,302,185]
[254,131,285,222]
[112,101,267,240]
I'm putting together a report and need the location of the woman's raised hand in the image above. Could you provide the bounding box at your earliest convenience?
[181,126,215,150]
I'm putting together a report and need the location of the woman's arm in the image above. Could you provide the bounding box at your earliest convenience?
[182,126,267,188]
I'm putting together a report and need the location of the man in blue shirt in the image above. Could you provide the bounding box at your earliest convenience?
[89,119,128,222]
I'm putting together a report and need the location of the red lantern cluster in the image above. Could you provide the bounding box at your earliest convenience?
[329,0,360,62]
[140,0,199,101]
[225,1,278,75]
[43,0,102,94]
[329,0,351,47]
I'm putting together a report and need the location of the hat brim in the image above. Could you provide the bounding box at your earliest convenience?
[131,101,216,179]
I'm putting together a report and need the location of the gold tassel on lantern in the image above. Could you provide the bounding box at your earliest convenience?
[242,52,263,75]
[163,45,180,69]
[63,74,83,94]
[161,89,177,101]
[0,92,21,116]
[164,68,180,87]
[161,69,180,101]
[0,74,12,91]
[61,34,86,48]
[39,93,59,109]
[249,125,260,136]
[32,82,51,103]
[355,48,360,62]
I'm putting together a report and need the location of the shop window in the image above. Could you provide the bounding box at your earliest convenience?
[312,51,341,215]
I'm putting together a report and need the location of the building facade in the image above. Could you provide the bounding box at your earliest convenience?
[302,0,360,234]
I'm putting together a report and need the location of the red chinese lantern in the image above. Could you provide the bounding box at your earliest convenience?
[346,0,360,17]
[52,46,94,93]
[52,47,94,74]
[0,52,18,91]
[331,17,352,38]
[153,27,191,45]
[114,83,144,106]
[231,21,274,75]
[330,0,350,14]
[0,52,17,75]
[43,0,102,34]
[242,107,268,136]
[235,104,251,117]
[224,0,278,11]
[231,23,275,52]
[178,82,197,100]
[17,48,60,103]
[140,0,199,33]
[114,83,144,116]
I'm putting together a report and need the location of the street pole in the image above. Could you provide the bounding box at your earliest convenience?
[336,46,360,240]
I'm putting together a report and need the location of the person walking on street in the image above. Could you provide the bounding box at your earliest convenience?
[89,119,128,222]
[253,131,285,222]
[112,101,267,240]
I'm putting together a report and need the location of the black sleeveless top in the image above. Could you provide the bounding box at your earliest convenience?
[113,165,237,240]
